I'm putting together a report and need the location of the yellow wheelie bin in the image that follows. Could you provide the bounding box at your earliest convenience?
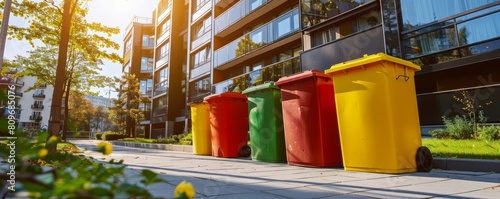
[325,53,432,174]
[189,101,212,155]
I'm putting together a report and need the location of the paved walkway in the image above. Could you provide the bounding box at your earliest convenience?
[71,140,500,199]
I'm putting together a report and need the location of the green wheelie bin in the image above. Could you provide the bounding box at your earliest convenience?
[242,82,286,162]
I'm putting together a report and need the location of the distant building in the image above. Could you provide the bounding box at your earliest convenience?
[85,95,114,109]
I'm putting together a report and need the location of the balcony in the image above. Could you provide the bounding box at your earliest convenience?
[157,1,172,24]
[190,61,211,80]
[31,104,44,109]
[39,83,47,88]
[156,30,170,46]
[214,8,300,68]
[33,93,46,99]
[214,56,300,93]
[15,92,23,97]
[154,83,168,97]
[191,30,211,51]
[214,0,271,35]
[301,25,385,72]
[29,115,42,121]
[215,0,237,8]
[0,78,24,86]
[155,55,169,69]
[123,16,153,38]
[192,1,212,23]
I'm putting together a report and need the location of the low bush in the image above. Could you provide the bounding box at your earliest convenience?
[94,133,103,140]
[101,131,127,141]
[443,115,474,139]
[429,129,449,139]
[479,125,500,141]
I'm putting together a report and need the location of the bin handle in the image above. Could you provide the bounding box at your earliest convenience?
[396,66,410,82]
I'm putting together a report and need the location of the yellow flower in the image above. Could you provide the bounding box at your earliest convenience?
[48,135,59,144]
[174,180,195,199]
[96,142,113,155]
[38,149,48,158]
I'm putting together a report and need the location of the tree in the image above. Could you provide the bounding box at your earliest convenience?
[110,73,149,138]
[67,92,95,131]
[4,0,121,147]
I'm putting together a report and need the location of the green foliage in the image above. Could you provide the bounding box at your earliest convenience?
[442,115,474,139]
[429,129,449,139]
[478,125,500,141]
[0,131,165,198]
[95,133,103,140]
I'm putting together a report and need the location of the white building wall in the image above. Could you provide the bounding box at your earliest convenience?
[18,77,54,130]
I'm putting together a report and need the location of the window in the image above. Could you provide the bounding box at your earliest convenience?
[301,0,374,28]
[195,0,210,11]
[34,90,44,96]
[158,43,170,59]
[125,39,132,52]
[193,16,211,39]
[160,19,171,35]
[190,77,211,98]
[155,67,169,83]
[140,79,153,95]
[401,0,497,31]
[142,35,155,47]
[192,46,211,68]
[141,57,154,71]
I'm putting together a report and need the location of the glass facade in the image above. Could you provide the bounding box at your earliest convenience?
[141,57,154,71]
[154,67,169,96]
[189,77,211,101]
[142,35,155,47]
[401,1,500,64]
[301,0,374,28]
[214,8,300,68]
[215,0,269,34]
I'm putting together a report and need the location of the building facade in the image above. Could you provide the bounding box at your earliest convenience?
[124,0,500,137]
[1,71,54,132]
[122,16,155,137]
[85,95,114,109]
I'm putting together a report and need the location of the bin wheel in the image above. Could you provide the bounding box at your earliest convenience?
[416,146,433,172]
[238,145,251,157]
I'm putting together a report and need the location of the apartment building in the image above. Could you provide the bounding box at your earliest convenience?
[85,95,114,109]
[124,0,500,137]
[122,16,155,137]
[1,71,53,131]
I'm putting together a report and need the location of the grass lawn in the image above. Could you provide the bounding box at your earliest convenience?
[422,139,500,160]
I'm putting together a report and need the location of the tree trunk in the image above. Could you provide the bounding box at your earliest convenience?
[47,0,72,152]
[62,74,72,141]
[0,0,12,72]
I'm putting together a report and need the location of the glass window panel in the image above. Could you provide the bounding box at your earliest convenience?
[403,27,457,58]
[457,12,500,45]
[276,13,292,38]
[401,0,498,31]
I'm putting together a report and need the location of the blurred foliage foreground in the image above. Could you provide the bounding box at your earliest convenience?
[0,131,194,199]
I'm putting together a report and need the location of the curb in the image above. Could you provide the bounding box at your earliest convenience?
[111,141,193,153]
[110,141,500,173]
[433,157,500,173]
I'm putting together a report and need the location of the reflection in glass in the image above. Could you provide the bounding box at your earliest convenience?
[301,0,374,28]
[404,27,457,58]
[457,12,500,45]
[401,0,498,31]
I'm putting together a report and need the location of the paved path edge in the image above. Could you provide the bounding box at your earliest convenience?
[110,141,500,173]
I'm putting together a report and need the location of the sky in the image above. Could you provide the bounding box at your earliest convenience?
[4,0,157,98]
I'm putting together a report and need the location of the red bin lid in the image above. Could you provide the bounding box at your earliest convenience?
[204,92,247,101]
[275,70,331,87]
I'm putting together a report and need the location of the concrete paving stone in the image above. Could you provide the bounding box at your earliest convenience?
[434,186,500,199]
[264,186,342,199]
[316,194,376,199]
[193,185,255,197]
[195,192,290,199]
[232,180,308,191]
[145,182,177,198]
[475,173,500,180]
[355,177,499,198]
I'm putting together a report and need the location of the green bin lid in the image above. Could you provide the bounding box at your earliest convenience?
[275,70,331,87]
[204,92,247,101]
[242,82,279,94]
[325,53,421,74]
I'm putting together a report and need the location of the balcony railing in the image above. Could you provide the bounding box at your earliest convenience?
[214,8,300,68]
[215,0,270,34]
[15,92,23,97]
[39,83,47,88]
[154,84,168,96]
[33,93,46,98]
[123,16,153,38]
[192,0,212,22]
[301,25,384,72]
[156,30,170,45]
[191,30,211,50]
[156,55,169,69]
[157,0,172,23]
[29,115,42,121]
[214,56,301,93]
[31,104,44,109]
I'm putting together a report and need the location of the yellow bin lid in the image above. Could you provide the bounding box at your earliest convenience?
[325,53,421,74]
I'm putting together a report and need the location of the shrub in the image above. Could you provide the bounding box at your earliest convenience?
[94,133,103,140]
[479,125,500,140]
[443,115,474,139]
[429,129,449,139]
[101,131,127,141]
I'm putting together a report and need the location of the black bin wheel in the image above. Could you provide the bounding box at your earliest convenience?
[416,146,433,172]
[238,145,251,157]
